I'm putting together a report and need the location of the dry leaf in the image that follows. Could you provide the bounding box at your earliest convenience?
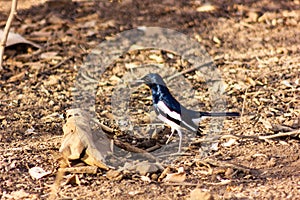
[121,161,163,175]
[129,44,146,51]
[3,189,34,199]
[247,77,256,86]
[135,162,160,176]
[46,0,72,9]
[106,169,123,181]
[7,71,26,83]
[158,167,170,181]
[40,52,59,60]
[31,30,52,38]
[0,30,41,49]
[100,20,116,29]
[60,115,85,160]
[41,112,63,123]
[190,189,214,200]
[58,166,98,174]
[163,167,186,183]
[128,190,143,196]
[210,142,219,151]
[63,174,81,186]
[29,167,51,179]
[213,36,221,45]
[44,75,60,86]
[222,138,238,147]
[141,175,151,182]
[125,62,139,69]
[81,152,110,170]
[196,4,216,12]
[281,80,293,88]
[148,54,164,63]
[260,118,273,129]
[59,109,112,170]
[109,75,121,85]
[247,11,259,22]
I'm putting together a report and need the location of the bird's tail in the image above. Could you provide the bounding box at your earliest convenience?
[200,111,240,117]
[185,110,240,127]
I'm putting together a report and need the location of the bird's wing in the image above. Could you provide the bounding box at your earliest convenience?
[156,101,181,121]
[156,100,198,132]
[154,86,199,132]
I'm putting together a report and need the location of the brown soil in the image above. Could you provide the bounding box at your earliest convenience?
[0,0,300,199]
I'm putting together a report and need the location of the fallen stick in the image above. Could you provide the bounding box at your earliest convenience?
[166,61,213,81]
[191,134,257,145]
[58,166,98,174]
[113,139,157,161]
[258,129,300,140]
[163,179,232,186]
[204,159,252,173]
[192,129,300,145]
[0,0,18,70]
[39,56,73,74]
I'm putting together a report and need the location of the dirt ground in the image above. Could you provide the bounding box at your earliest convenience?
[0,0,300,199]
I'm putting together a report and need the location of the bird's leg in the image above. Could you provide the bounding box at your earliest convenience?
[165,128,183,153]
[177,129,182,153]
[166,127,175,145]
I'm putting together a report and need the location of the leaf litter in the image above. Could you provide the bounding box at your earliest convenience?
[0,0,300,199]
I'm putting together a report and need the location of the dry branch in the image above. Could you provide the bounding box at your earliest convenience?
[258,129,300,140]
[191,129,300,145]
[166,61,213,81]
[0,0,18,70]
[113,139,157,161]
[58,166,98,174]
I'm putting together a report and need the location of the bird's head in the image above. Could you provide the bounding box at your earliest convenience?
[140,73,167,87]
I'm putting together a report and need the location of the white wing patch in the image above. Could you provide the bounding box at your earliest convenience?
[157,114,181,130]
[156,101,181,121]
[192,118,201,125]
[181,120,197,132]
[192,116,207,125]
[157,113,197,132]
[155,101,198,132]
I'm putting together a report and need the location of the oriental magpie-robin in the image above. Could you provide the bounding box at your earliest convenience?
[137,73,240,153]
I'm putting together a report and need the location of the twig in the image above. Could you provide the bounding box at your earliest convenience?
[258,129,300,140]
[241,87,249,117]
[157,152,192,158]
[146,144,161,152]
[58,166,98,174]
[39,56,73,75]
[166,61,213,81]
[203,179,232,185]
[0,0,18,70]
[99,122,114,133]
[163,179,231,186]
[204,159,252,173]
[191,129,300,146]
[239,21,255,30]
[163,182,200,186]
[48,167,64,200]
[113,139,157,161]
[271,124,295,133]
[191,134,257,145]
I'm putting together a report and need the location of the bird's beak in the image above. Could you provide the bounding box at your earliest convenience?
[130,79,145,87]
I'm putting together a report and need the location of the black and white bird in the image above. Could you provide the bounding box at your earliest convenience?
[138,73,240,153]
